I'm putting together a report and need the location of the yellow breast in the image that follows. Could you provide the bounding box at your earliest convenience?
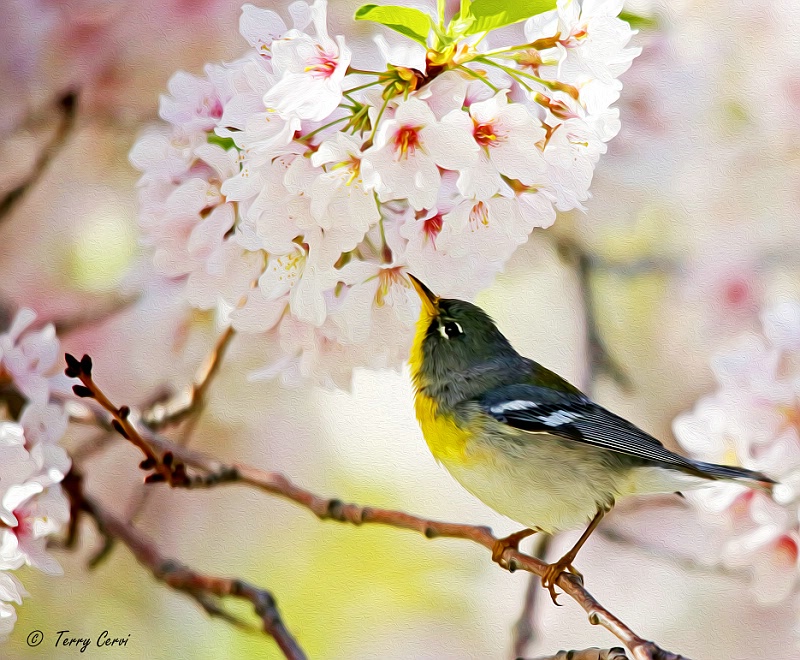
[414,391,475,463]
[408,291,475,464]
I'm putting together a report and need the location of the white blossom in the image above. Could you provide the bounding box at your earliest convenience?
[441,91,547,201]
[362,96,477,211]
[130,0,637,387]
[262,0,351,122]
[310,133,381,261]
[674,301,800,602]
[0,572,26,642]
[0,407,70,640]
[0,310,60,405]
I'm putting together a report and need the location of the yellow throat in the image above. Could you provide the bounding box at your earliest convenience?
[408,276,473,463]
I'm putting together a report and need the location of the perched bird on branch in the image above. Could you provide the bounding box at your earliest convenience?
[407,275,775,603]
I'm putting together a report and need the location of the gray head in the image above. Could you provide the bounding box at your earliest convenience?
[409,276,522,404]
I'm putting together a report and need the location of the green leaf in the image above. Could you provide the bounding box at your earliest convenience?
[207,133,236,151]
[618,10,659,30]
[462,0,556,35]
[449,0,475,34]
[355,4,434,45]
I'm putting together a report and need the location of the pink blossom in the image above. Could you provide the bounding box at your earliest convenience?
[674,301,800,602]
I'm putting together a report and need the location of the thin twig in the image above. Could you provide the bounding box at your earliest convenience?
[557,240,632,391]
[143,326,235,429]
[61,470,305,659]
[66,354,172,482]
[51,294,141,336]
[69,430,116,462]
[130,326,234,519]
[528,648,629,660]
[0,91,78,223]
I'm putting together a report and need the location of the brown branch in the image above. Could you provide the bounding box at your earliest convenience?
[61,470,306,660]
[50,294,141,336]
[65,353,174,483]
[529,648,629,660]
[132,326,234,520]
[64,359,692,660]
[153,445,694,660]
[143,326,236,429]
[557,240,632,391]
[0,91,78,223]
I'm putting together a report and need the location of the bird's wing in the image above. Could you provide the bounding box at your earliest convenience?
[477,384,700,471]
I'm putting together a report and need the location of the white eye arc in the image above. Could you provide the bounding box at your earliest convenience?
[438,320,463,339]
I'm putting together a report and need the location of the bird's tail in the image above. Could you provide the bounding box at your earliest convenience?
[692,460,776,494]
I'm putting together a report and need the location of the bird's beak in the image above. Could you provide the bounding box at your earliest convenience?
[408,274,439,317]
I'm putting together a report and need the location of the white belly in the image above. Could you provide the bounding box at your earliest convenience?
[440,431,629,534]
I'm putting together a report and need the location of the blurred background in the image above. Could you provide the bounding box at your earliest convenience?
[2,0,799,657]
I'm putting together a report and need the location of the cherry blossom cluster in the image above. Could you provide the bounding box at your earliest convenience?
[0,311,71,640]
[674,301,800,604]
[131,0,639,386]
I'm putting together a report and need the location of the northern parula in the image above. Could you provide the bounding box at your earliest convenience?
[407,275,775,602]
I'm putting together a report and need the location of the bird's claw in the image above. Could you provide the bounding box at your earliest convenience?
[541,559,582,606]
[491,528,537,566]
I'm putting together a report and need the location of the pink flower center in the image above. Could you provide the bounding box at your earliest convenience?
[307,47,339,78]
[206,97,223,120]
[473,122,504,148]
[392,126,422,160]
[376,267,406,307]
[722,277,751,309]
[774,534,799,567]
[423,214,443,245]
[468,202,490,230]
[0,507,30,540]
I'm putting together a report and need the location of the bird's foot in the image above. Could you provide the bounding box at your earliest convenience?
[491,528,537,566]
[541,557,583,606]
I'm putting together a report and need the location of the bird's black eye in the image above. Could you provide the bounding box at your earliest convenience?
[441,321,463,339]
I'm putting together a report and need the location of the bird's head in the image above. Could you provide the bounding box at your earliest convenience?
[407,275,519,399]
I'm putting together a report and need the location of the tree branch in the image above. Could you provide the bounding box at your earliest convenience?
[63,356,693,660]
[60,470,306,660]
[142,326,236,429]
[528,648,629,660]
[0,91,78,223]
[557,240,632,391]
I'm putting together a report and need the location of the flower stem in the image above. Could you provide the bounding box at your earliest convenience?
[343,81,382,96]
[456,65,500,93]
[482,43,533,57]
[296,115,350,143]
[364,95,391,149]
[347,67,384,77]
[477,56,575,96]
[476,58,534,93]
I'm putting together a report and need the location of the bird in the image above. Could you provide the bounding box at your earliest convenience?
[406,274,776,603]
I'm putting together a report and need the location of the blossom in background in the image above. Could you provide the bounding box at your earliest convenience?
[0,309,60,405]
[0,571,26,642]
[0,310,71,640]
[674,301,800,603]
[130,0,639,386]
